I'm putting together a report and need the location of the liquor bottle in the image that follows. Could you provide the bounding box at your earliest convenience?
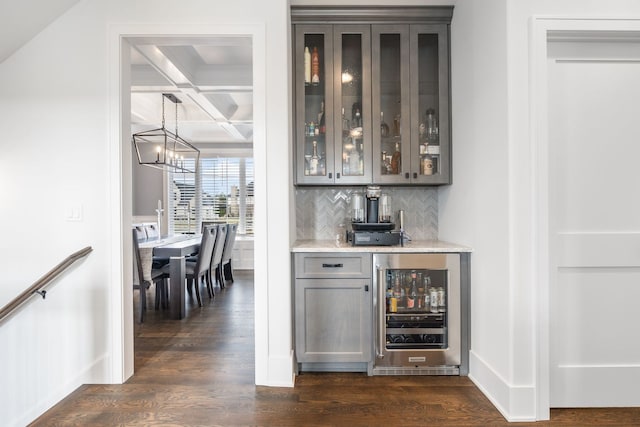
[380,111,390,137]
[354,108,362,128]
[422,150,434,176]
[311,47,320,85]
[304,47,311,85]
[318,147,326,175]
[381,151,388,175]
[349,143,360,176]
[318,100,326,134]
[425,108,439,143]
[341,107,350,137]
[387,276,397,313]
[423,276,431,310]
[393,274,402,309]
[417,273,425,309]
[407,271,417,309]
[391,142,401,175]
[309,140,319,175]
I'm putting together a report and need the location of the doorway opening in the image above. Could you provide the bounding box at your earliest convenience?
[124,34,255,372]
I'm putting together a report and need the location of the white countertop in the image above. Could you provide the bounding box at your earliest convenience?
[291,239,472,253]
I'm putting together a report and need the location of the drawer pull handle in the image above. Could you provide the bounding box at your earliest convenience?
[322,263,343,268]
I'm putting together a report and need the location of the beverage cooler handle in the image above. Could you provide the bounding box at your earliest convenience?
[376,265,385,359]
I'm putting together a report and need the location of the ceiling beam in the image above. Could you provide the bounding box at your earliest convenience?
[132,44,251,141]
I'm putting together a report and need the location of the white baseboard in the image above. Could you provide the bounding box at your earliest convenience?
[265,350,295,387]
[468,350,537,422]
[17,354,109,427]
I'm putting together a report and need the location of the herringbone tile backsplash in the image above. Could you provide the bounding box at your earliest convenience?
[295,187,438,240]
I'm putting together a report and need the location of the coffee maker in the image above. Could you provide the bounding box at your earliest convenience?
[347,186,402,246]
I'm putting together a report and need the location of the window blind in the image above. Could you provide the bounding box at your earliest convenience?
[169,157,254,235]
[169,159,198,234]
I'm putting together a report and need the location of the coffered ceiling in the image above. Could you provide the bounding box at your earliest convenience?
[129,37,254,147]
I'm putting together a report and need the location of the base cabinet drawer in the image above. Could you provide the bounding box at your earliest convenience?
[294,253,371,278]
[295,278,372,364]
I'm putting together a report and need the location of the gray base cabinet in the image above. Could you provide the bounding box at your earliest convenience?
[294,253,372,371]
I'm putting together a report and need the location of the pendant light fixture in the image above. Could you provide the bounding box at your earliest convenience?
[132,93,200,173]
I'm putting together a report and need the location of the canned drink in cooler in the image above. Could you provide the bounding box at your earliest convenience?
[437,287,446,312]
[429,287,438,313]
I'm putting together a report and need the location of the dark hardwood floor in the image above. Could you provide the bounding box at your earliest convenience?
[31,271,640,426]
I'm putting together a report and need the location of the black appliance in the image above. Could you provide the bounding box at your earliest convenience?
[347,186,401,246]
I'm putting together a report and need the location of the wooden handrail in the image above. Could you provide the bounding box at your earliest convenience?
[0,246,93,324]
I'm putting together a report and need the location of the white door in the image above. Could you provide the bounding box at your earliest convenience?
[548,37,640,407]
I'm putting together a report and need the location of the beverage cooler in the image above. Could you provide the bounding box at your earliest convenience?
[372,253,465,375]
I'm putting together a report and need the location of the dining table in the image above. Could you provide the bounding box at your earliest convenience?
[139,234,201,319]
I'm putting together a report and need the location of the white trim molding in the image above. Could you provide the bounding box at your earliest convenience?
[108,21,281,386]
[530,15,640,421]
[469,351,537,423]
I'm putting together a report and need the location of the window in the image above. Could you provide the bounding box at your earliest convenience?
[169,157,254,235]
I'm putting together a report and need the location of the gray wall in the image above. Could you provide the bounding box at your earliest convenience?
[132,149,163,216]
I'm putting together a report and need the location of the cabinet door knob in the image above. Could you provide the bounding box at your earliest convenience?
[405,172,410,179]
[336,173,341,179]
[328,172,332,179]
[365,285,369,292]
[413,172,418,179]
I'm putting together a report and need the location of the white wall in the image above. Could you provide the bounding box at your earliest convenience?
[439,0,518,418]
[0,0,291,425]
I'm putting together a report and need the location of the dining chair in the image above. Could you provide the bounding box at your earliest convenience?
[142,223,171,268]
[144,223,160,239]
[168,225,217,307]
[218,224,238,287]
[132,229,168,322]
[207,224,227,295]
[133,224,147,241]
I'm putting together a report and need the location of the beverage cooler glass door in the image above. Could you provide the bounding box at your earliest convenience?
[372,253,460,375]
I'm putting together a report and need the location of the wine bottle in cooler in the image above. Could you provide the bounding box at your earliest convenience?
[407,270,417,309]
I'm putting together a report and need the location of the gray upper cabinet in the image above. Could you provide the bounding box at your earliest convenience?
[292,6,453,186]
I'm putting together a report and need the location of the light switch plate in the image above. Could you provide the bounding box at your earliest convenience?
[65,203,83,222]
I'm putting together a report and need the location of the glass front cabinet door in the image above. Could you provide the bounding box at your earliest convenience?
[295,25,372,185]
[295,26,334,184]
[372,24,450,185]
